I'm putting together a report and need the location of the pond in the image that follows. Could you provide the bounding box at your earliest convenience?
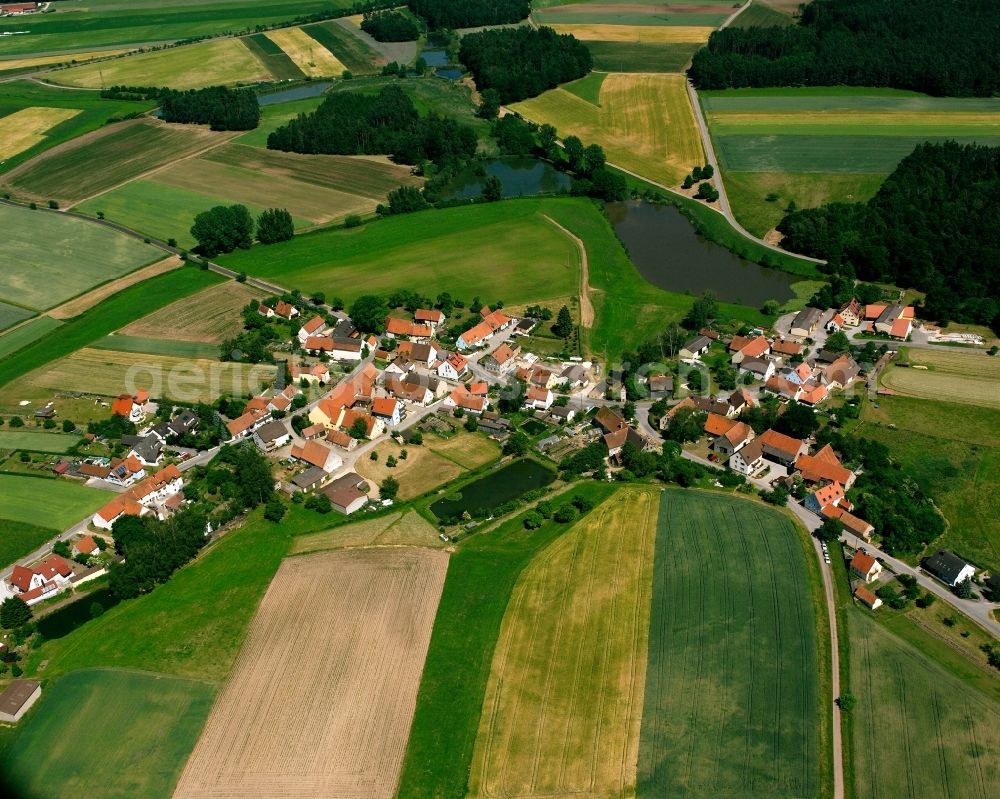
[435,68,464,80]
[257,82,332,106]
[521,418,549,436]
[36,587,119,640]
[421,48,449,67]
[430,459,555,522]
[605,200,798,306]
[444,157,571,201]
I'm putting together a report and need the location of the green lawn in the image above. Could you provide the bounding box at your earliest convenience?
[0,204,159,311]
[0,430,81,453]
[0,315,63,359]
[637,490,826,798]
[0,474,109,529]
[1,668,215,799]
[0,266,223,392]
[0,0,354,56]
[0,519,59,570]
[0,80,155,175]
[396,482,618,799]
[92,333,221,359]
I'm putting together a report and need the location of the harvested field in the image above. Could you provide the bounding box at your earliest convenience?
[93,334,222,359]
[0,49,134,72]
[4,118,236,206]
[357,431,501,500]
[50,38,272,90]
[303,21,385,74]
[535,3,731,26]
[468,487,656,798]
[173,547,449,799]
[332,15,416,66]
[11,347,276,404]
[637,490,824,798]
[547,23,714,42]
[121,281,264,344]
[47,256,181,319]
[848,610,1000,799]
[266,26,346,77]
[243,34,304,81]
[291,510,441,553]
[0,106,80,160]
[512,72,703,186]
[881,349,1000,410]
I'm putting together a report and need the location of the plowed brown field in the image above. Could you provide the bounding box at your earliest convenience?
[172,547,449,799]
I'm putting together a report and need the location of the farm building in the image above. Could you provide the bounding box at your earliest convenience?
[849,551,882,583]
[290,466,328,493]
[922,550,975,587]
[759,429,807,466]
[789,307,823,338]
[253,420,291,452]
[679,335,711,360]
[854,586,882,610]
[323,472,370,514]
[0,680,41,724]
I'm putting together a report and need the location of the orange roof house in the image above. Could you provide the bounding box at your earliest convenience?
[759,429,807,463]
[704,412,737,437]
[796,445,855,487]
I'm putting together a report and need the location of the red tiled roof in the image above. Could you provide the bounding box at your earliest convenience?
[739,336,770,359]
[415,309,443,323]
[811,481,844,508]
[301,316,325,334]
[759,428,805,458]
[526,385,549,402]
[371,398,399,417]
[854,586,879,607]
[851,551,878,575]
[796,448,852,485]
[305,336,333,351]
[291,440,334,469]
[890,318,911,338]
[110,394,133,416]
[10,565,35,593]
[704,412,737,437]
[35,555,71,581]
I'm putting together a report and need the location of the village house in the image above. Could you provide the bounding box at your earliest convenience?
[838,298,863,327]
[290,466,328,493]
[789,307,823,338]
[123,433,163,467]
[437,351,469,381]
[396,341,438,369]
[797,382,829,406]
[92,464,184,530]
[560,363,589,389]
[253,420,291,452]
[525,386,554,411]
[549,405,577,423]
[274,300,300,320]
[72,535,101,558]
[456,306,516,350]
[728,438,766,476]
[325,429,357,451]
[414,308,445,329]
[291,362,331,386]
[850,551,882,583]
[477,410,511,436]
[442,386,488,415]
[805,481,846,515]
[226,408,270,443]
[166,409,199,438]
[714,420,755,457]
[0,681,41,725]
[371,397,403,426]
[821,504,875,541]
[648,374,674,399]
[322,473,370,514]
[385,316,433,341]
[384,374,434,406]
[729,335,771,365]
[307,366,379,433]
[267,385,300,414]
[867,304,915,339]
[820,355,861,390]
[796,444,856,488]
[679,335,712,361]
[330,338,363,361]
[290,440,342,473]
[603,425,651,459]
[739,357,776,382]
[110,390,149,424]
[105,454,147,487]
[692,395,736,417]
[759,429,808,466]
[854,586,882,610]
[769,338,802,359]
[922,550,975,587]
[8,555,73,606]
[297,316,327,345]
[594,406,627,434]
[481,342,520,375]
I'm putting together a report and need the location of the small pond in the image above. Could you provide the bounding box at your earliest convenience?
[435,67,464,80]
[421,48,449,67]
[430,459,555,522]
[37,587,119,640]
[444,157,571,200]
[605,200,798,306]
[257,82,332,106]
[521,418,549,436]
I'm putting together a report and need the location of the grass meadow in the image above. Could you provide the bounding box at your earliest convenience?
[396,483,619,799]
[0,203,158,311]
[0,303,33,333]
[0,520,60,570]
[512,72,704,187]
[0,81,155,174]
[468,487,657,798]
[0,431,81,453]
[0,668,215,799]
[0,473,109,529]
[637,490,826,798]
[880,348,1000,409]
[236,95,326,147]
[0,0,352,56]
[0,316,62,359]
[291,510,442,553]
[701,88,1000,236]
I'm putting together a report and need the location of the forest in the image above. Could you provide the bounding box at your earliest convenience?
[406,0,529,29]
[266,85,477,169]
[688,0,1000,97]
[361,9,419,42]
[100,84,260,130]
[459,27,592,104]
[778,142,1000,328]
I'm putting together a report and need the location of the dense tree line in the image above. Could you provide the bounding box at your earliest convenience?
[688,0,1000,97]
[778,142,1000,328]
[267,86,476,169]
[407,0,529,29]
[459,27,592,104]
[100,85,260,129]
[361,9,419,41]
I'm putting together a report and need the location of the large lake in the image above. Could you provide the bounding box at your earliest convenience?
[606,200,798,306]
[444,157,571,200]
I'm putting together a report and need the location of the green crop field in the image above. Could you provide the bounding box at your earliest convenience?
[236,95,326,148]
[0,474,109,529]
[0,267,223,393]
[534,4,731,27]
[701,88,1000,236]
[3,118,236,205]
[0,0,353,56]
[0,203,158,311]
[0,431,81,453]
[0,316,63,360]
[468,487,657,797]
[93,334,222,359]
[1,668,215,799]
[584,41,702,72]
[847,611,1000,799]
[0,80,155,174]
[730,0,797,28]
[561,70,606,105]
[303,20,385,74]
[858,395,1000,573]
[242,34,304,81]
[0,302,32,332]
[637,490,825,798]
[397,483,619,799]
[0,520,58,570]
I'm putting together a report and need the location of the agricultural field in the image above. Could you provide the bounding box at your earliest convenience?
[121,281,263,344]
[302,20,385,74]
[0,106,80,161]
[880,348,1000,410]
[265,26,346,77]
[9,347,276,405]
[586,41,702,72]
[533,0,733,27]
[858,395,1000,573]
[637,490,824,798]
[291,510,441,553]
[332,15,417,66]
[242,33,305,81]
[511,72,704,187]
[0,520,60,571]
[0,668,215,799]
[0,48,134,74]
[3,118,236,206]
[357,431,501,500]
[47,257,183,321]
[0,302,33,333]
[0,431,81,453]
[701,88,1000,236]
[0,203,158,312]
[847,610,1000,799]
[0,80,155,174]
[50,38,272,90]
[0,316,63,360]
[0,0,352,56]
[92,335,223,359]
[0,474,110,530]
[468,487,657,798]
[237,95,326,148]
[548,23,714,43]
[174,547,449,799]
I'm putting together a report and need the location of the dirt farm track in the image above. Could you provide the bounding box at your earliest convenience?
[172,547,449,799]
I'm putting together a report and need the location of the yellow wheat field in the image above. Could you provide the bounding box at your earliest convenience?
[547,23,714,43]
[467,487,657,799]
[266,26,346,77]
[0,107,81,160]
[0,49,133,71]
[512,72,704,186]
[173,548,449,799]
